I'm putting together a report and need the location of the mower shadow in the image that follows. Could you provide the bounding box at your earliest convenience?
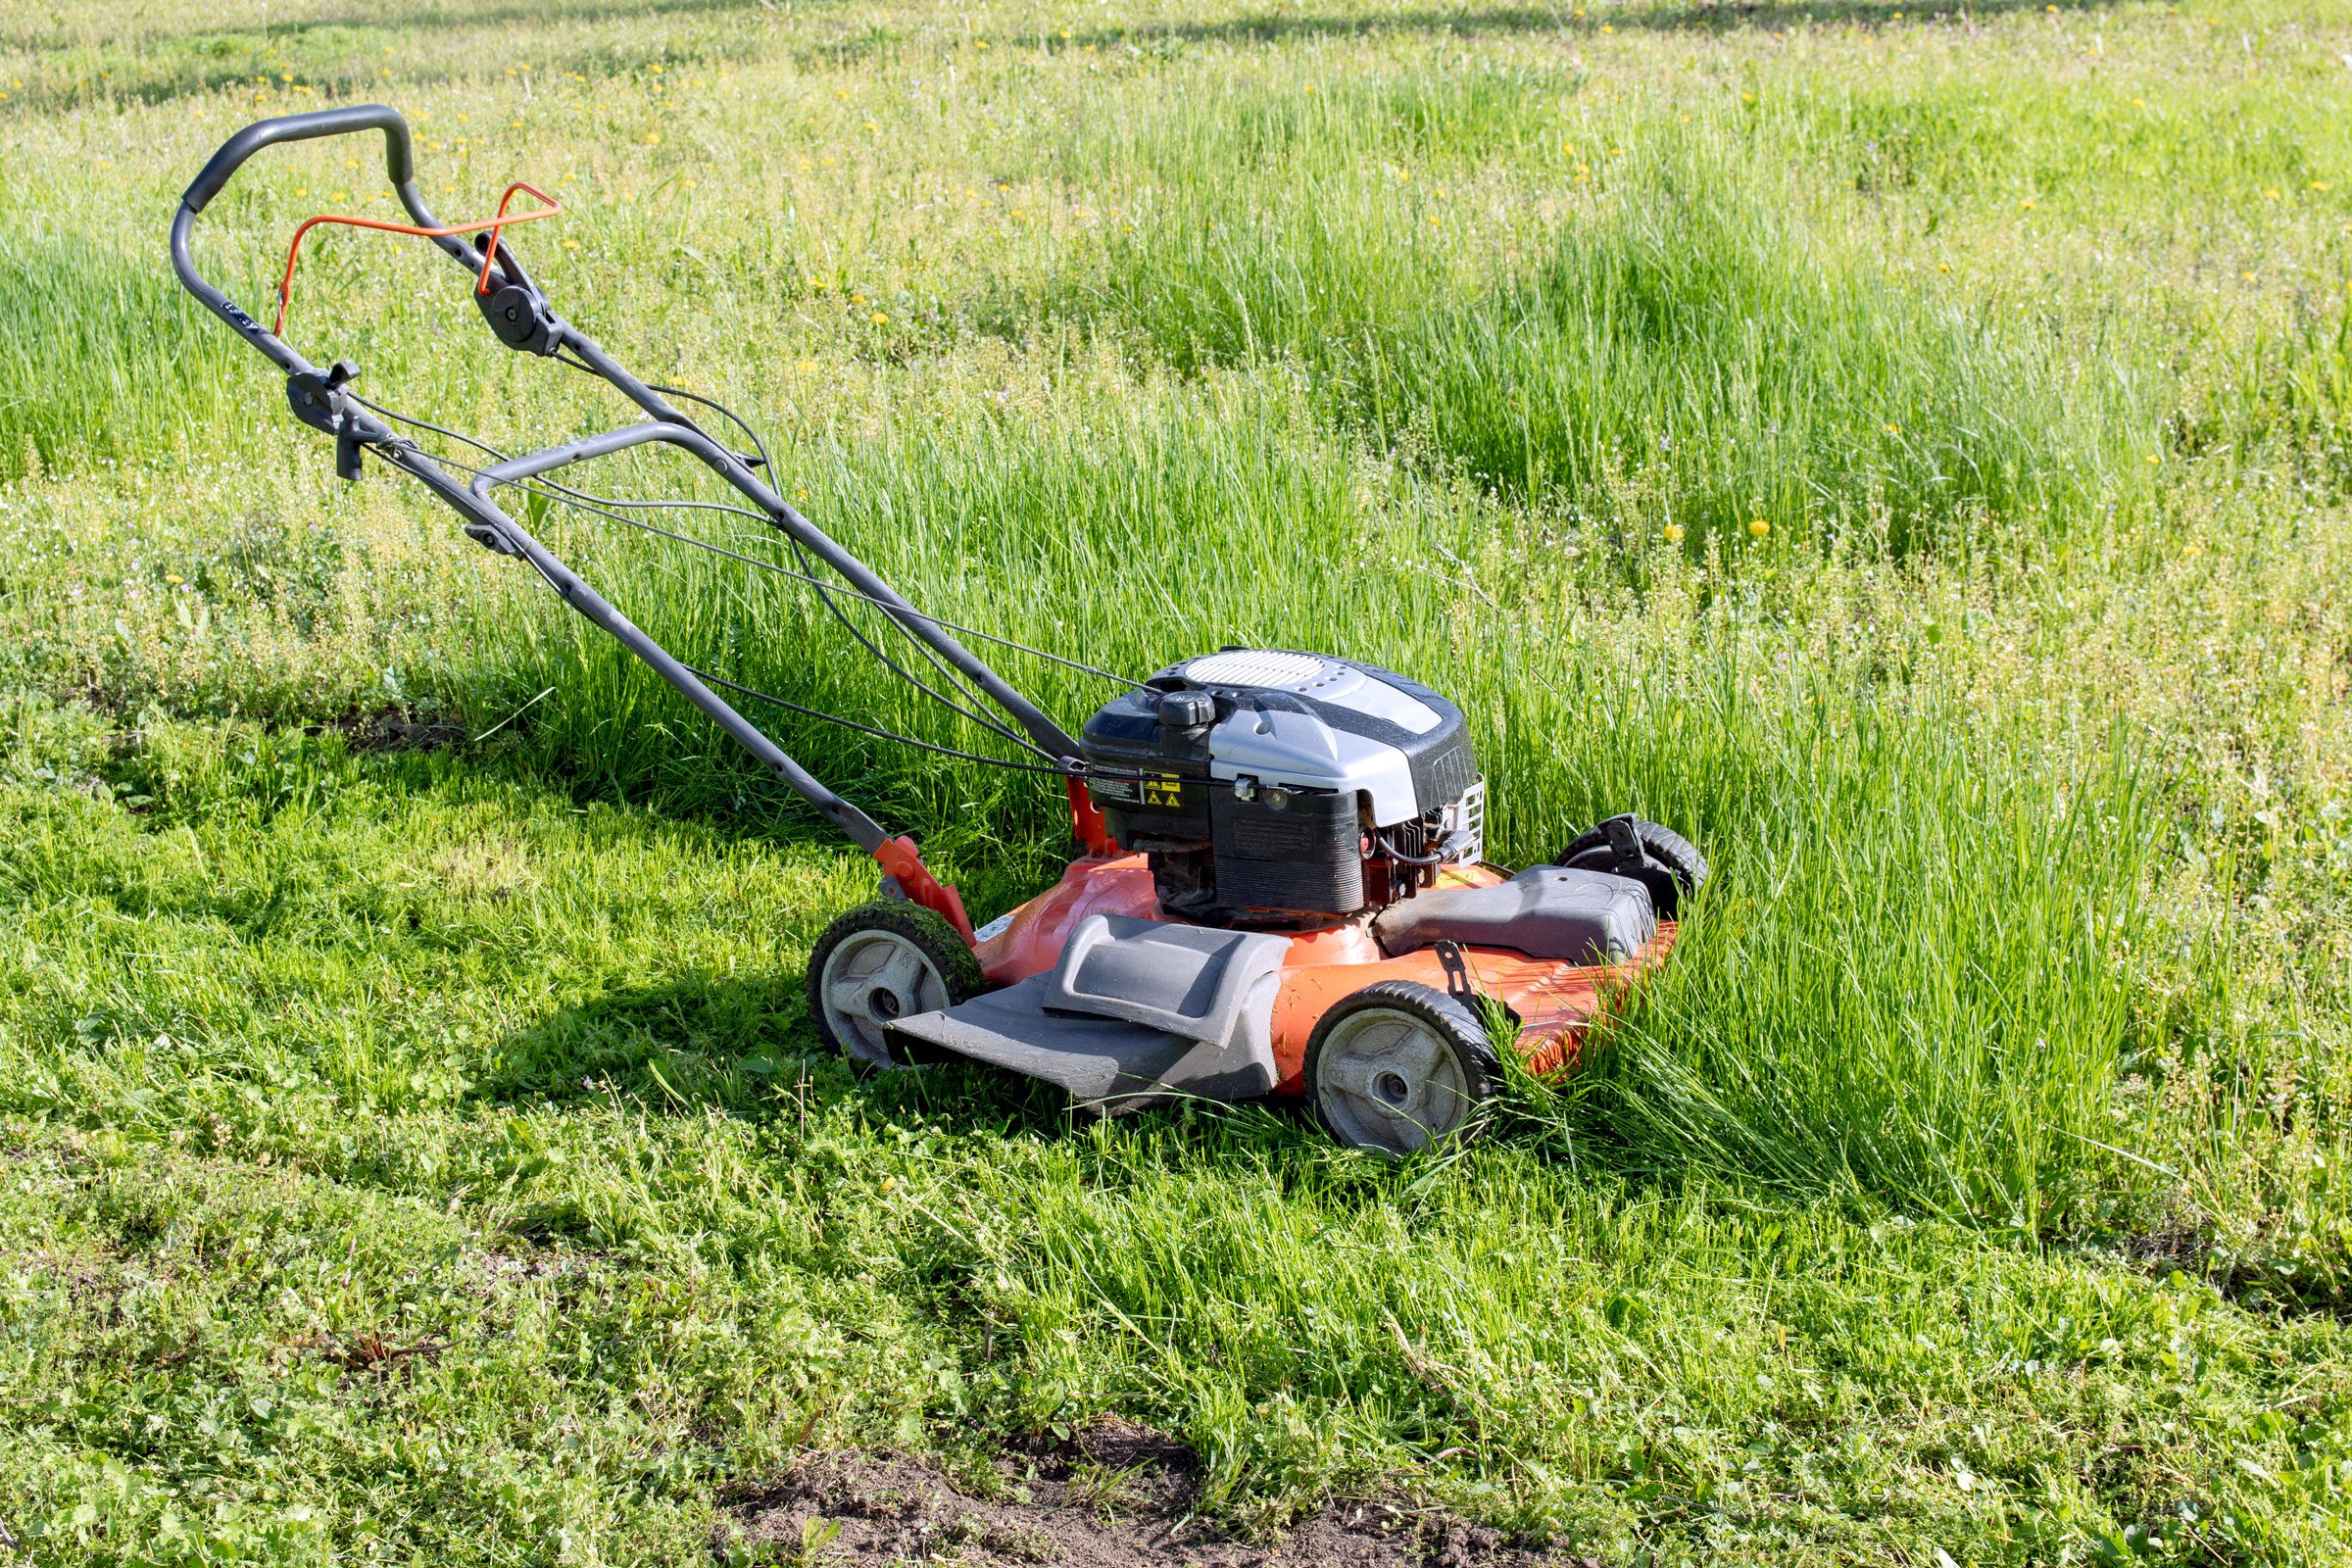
[470,965,1332,1158]
[466,961,1026,1125]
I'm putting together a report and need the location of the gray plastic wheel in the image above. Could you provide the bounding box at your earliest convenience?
[1304,980,1500,1158]
[807,902,985,1067]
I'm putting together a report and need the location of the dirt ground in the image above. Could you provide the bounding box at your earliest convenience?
[729,1423,1581,1566]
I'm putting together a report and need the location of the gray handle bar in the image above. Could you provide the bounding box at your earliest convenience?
[171,103,483,375]
[181,104,417,215]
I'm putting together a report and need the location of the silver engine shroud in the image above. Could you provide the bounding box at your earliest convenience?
[1078,649,1484,920]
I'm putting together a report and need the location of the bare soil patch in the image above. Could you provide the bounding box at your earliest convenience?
[334,710,466,753]
[729,1422,1572,1566]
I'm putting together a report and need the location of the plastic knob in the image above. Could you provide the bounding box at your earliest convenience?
[1157,689,1215,730]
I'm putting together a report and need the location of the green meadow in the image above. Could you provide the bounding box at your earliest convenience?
[2,0,2350,1561]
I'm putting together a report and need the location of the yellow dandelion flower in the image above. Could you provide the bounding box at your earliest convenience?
[1663,523,1686,544]
[563,238,579,249]
[644,131,661,144]
[869,311,888,324]
[2311,180,2331,192]
[1747,518,1770,539]
[1884,422,1901,435]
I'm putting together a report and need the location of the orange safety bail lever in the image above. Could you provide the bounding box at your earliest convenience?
[271,179,563,338]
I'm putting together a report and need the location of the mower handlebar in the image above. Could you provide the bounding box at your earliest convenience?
[180,104,418,216]
[172,104,486,377]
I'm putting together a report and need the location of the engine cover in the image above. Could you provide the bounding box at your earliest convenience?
[1079,650,1483,923]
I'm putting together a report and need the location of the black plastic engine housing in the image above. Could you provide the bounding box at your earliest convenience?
[1077,650,1480,925]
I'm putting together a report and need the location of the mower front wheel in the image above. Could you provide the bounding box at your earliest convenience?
[1305,980,1500,1159]
[808,901,985,1068]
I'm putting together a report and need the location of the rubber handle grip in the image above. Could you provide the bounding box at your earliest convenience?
[181,104,416,214]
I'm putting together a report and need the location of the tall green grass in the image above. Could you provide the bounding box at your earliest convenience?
[0,233,254,479]
[1062,96,2149,550]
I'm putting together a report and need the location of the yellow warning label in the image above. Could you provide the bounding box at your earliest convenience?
[1142,772,1184,809]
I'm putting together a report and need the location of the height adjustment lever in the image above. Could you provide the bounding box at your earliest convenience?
[285,361,367,482]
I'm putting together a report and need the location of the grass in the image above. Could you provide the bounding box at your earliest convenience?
[0,0,2349,1562]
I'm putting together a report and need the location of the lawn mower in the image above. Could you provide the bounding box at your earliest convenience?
[172,106,1706,1156]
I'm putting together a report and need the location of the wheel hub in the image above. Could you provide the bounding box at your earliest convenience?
[1313,1004,1476,1156]
[818,928,950,1066]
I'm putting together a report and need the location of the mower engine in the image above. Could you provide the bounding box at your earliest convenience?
[1079,650,1487,925]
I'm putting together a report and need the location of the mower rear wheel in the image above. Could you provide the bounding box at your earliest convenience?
[808,901,985,1068]
[1305,980,1500,1159]
[1555,815,1709,917]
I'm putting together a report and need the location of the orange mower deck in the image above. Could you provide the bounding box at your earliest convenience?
[974,854,1673,1093]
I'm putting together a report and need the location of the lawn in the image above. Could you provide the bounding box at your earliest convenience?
[2,0,2350,1562]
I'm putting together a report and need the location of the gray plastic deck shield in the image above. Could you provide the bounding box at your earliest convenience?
[888,916,1288,1112]
[1370,866,1657,963]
